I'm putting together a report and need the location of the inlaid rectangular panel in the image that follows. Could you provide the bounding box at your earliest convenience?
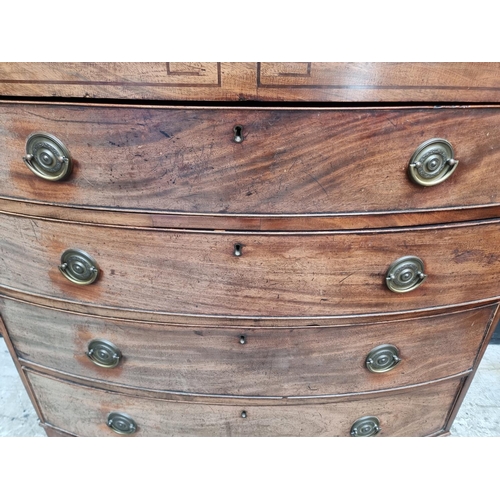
[3,298,493,397]
[2,63,500,101]
[0,63,221,86]
[0,63,240,101]
[26,370,462,436]
[258,62,500,89]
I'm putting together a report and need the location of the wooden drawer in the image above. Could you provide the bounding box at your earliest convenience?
[3,298,493,397]
[26,370,463,436]
[2,63,500,102]
[2,103,500,218]
[1,214,500,318]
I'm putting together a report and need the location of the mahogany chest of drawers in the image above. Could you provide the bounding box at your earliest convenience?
[1,62,499,437]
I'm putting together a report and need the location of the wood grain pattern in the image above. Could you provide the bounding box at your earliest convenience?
[26,370,462,436]
[1,63,500,102]
[3,103,500,220]
[1,213,500,318]
[4,287,496,328]
[3,197,500,231]
[3,297,492,397]
[1,62,498,437]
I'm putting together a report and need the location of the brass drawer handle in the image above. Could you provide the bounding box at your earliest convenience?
[107,412,137,435]
[23,132,73,181]
[408,138,458,186]
[385,256,427,293]
[365,344,401,373]
[86,339,122,368]
[59,249,99,285]
[350,416,381,437]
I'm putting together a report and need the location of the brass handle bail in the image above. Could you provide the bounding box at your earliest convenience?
[386,256,427,293]
[59,249,100,285]
[365,344,401,373]
[86,339,122,368]
[107,412,137,435]
[23,132,73,181]
[408,138,458,186]
[350,416,381,437]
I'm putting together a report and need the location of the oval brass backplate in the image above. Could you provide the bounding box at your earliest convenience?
[365,344,401,373]
[408,138,458,186]
[86,339,122,368]
[23,132,72,181]
[385,256,427,293]
[350,416,381,437]
[59,249,99,285]
[107,412,137,435]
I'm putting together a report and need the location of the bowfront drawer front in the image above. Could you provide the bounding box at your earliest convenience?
[2,103,500,218]
[1,62,499,438]
[26,370,462,437]
[3,298,493,397]
[1,214,500,317]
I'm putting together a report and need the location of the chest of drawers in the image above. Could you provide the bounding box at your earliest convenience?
[1,62,499,437]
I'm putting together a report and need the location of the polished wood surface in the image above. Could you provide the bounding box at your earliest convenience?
[5,287,497,328]
[26,370,462,437]
[2,103,500,221]
[1,63,500,102]
[1,62,498,436]
[3,298,491,397]
[1,213,500,318]
[3,197,500,232]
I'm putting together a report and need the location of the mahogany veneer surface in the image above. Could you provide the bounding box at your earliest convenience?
[26,370,462,437]
[2,63,500,102]
[1,62,498,437]
[3,298,492,397]
[1,103,500,218]
[1,213,500,317]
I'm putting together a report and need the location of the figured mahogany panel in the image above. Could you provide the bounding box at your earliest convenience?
[3,298,492,397]
[2,63,500,101]
[26,370,462,436]
[2,103,500,219]
[1,214,500,318]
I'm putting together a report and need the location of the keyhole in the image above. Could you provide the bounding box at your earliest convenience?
[233,125,244,143]
[234,243,242,257]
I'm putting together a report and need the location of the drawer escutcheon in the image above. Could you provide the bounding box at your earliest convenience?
[233,125,244,143]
